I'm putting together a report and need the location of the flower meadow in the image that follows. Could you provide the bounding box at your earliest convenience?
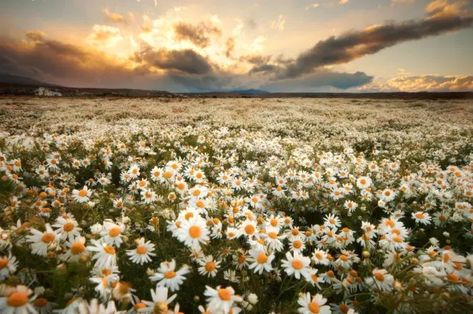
[0,97,472,314]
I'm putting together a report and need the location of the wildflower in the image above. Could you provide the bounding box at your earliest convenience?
[101,220,125,247]
[365,268,394,292]
[0,252,18,280]
[0,285,37,314]
[126,238,156,265]
[412,211,432,225]
[194,255,220,278]
[248,249,275,274]
[72,186,92,203]
[297,292,331,314]
[204,286,242,314]
[281,251,311,280]
[87,240,117,269]
[149,260,190,292]
[176,216,209,249]
[142,286,177,314]
[27,223,58,256]
[53,215,81,241]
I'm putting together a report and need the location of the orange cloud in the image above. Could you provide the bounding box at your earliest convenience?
[366,74,473,91]
[103,8,128,24]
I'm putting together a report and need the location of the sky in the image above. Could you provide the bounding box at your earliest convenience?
[0,0,472,92]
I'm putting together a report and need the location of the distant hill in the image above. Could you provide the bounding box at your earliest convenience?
[185,91,473,99]
[0,73,471,99]
[0,73,54,86]
[0,73,175,97]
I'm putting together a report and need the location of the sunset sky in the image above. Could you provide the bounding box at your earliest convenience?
[1,0,472,92]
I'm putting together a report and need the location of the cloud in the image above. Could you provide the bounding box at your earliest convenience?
[262,71,373,91]
[173,21,221,48]
[103,9,128,24]
[305,3,320,10]
[363,74,473,91]
[135,45,213,74]
[88,25,123,46]
[0,33,140,87]
[263,0,473,79]
[391,0,416,5]
[271,15,286,31]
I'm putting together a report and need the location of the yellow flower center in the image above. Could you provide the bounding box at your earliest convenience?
[104,245,116,255]
[309,302,320,313]
[63,222,74,232]
[78,189,88,197]
[218,288,232,301]
[164,271,176,279]
[136,245,147,255]
[189,225,202,239]
[292,259,304,270]
[257,252,268,264]
[205,261,216,272]
[108,227,121,237]
[374,272,385,282]
[245,224,255,235]
[41,232,55,243]
[0,257,9,269]
[71,241,85,255]
[7,291,29,307]
[34,297,48,307]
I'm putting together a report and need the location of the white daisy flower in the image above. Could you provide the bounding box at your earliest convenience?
[126,238,156,265]
[149,260,190,292]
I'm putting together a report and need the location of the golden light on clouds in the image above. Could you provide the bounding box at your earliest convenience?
[1,0,472,92]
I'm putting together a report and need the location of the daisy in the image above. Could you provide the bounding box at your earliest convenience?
[141,286,177,314]
[365,268,394,292]
[204,286,242,314]
[112,281,135,303]
[189,185,208,199]
[77,299,117,314]
[0,252,18,280]
[53,215,81,241]
[126,238,156,265]
[356,176,372,189]
[412,211,432,225]
[238,220,258,238]
[248,249,274,274]
[312,249,330,266]
[176,216,209,250]
[379,188,396,202]
[128,164,141,179]
[297,292,331,314]
[72,186,92,203]
[323,214,341,229]
[149,260,190,292]
[101,220,125,248]
[289,237,306,252]
[26,223,58,256]
[61,237,87,262]
[281,251,311,280]
[141,189,157,204]
[87,240,118,269]
[0,285,37,314]
[197,255,221,278]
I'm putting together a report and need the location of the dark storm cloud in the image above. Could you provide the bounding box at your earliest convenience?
[173,22,221,48]
[135,46,213,75]
[0,31,216,89]
[262,71,373,91]
[256,0,473,79]
[0,34,150,87]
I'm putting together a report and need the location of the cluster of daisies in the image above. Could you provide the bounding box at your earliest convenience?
[0,98,472,313]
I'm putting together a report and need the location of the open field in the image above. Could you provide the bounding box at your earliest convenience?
[0,97,473,313]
